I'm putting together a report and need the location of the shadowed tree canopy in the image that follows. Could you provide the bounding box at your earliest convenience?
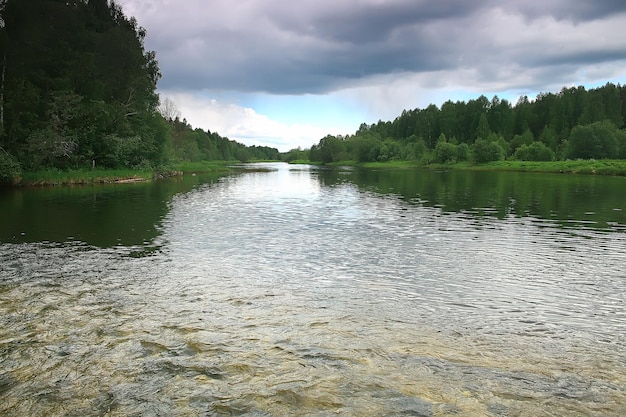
[306,83,626,165]
[0,0,164,172]
[0,0,278,181]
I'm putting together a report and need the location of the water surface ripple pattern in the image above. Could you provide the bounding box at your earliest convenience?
[1,163,625,416]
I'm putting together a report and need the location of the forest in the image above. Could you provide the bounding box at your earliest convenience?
[0,0,279,182]
[2,1,626,184]
[292,83,626,166]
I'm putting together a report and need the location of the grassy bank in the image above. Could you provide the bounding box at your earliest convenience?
[292,159,626,176]
[12,161,239,186]
[428,160,626,176]
[13,158,626,186]
[319,160,419,169]
[177,160,236,173]
[18,168,155,186]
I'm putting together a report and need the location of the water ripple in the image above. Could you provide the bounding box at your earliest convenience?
[1,164,625,416]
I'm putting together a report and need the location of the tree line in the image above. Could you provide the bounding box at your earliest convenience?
[0,0,279,182]
[165,116,280,163]
[298,83,626,165]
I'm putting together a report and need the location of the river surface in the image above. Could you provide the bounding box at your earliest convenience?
[1,163,625,416]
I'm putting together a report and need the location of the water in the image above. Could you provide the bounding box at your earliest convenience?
[1,163,625,416]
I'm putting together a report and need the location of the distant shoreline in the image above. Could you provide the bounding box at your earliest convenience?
[3,161,235,187]
[5,159,626,187]
[293,159,626,176]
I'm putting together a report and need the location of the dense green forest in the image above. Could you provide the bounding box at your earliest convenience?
[2,0,625,183]
[0,0,279,182]
[292,83,626,165]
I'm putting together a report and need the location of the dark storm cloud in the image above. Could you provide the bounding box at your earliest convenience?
[270,0,479,44]
[119,0,626,94]
[509,0,626,21]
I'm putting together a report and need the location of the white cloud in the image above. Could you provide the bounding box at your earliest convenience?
[119,0,626,95]
[117,0,626,151]
[161,91,353,151]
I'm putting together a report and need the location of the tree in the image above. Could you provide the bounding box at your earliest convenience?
[0,145,19,181]
[0,0,166,170]
[434,140,458,164]
[475,113,491,141]
[509,129,534,154]
[566,120,619,159]
[158,97,181,122]
[514,141,555,161]
[316,135,346,163]
[0,0,6,134]
[439,100,459,140]
[472,139,504,163]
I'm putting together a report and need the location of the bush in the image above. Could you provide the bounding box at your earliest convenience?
[0,148,22,182]
[514,141,555,161]
[566,120,619,159]
[472,139,505,163]
[434,141,458,163]
[456,143,470,161]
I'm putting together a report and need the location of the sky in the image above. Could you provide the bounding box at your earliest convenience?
[117,0,626,152]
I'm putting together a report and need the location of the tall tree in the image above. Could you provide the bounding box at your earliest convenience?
[0,0,164,170]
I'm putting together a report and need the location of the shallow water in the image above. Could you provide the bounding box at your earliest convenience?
[1,163,625,416]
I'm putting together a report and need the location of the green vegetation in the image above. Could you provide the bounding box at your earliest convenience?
[3,1,625,184]
[297,83,626,175]
[462,159,626,176]
[164,118,280,166]
[177,161,233,173]
[20,168,154,186]
[0,0,279,185]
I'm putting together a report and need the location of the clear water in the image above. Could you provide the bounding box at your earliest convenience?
[1,163,625,416]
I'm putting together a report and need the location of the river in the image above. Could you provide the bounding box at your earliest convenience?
[1,163,625,416]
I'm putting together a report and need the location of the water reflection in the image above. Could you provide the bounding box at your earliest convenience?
[0,172,227,247]
[1,163,625,416]
[316,167,626,231]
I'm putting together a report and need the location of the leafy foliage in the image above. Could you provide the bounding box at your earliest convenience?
[434,139,458,164]
[566,120,620,160]
[0,0,164,172]
[0,0,279,181]
[0,146,20,181]
[305,84,626,165]
[165,118,280,164]
[513,141,555,162]
[472,139,505,164]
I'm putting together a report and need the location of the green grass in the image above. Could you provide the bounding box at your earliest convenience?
[17,158,626,186]
[437,160,626,176]
[359,160,421,169]
[299,160,420,169]
[20,168,154,186]
[176,160,234,173]
[20,160,235,185]
[290,158,626,176]
[13,160,283,186]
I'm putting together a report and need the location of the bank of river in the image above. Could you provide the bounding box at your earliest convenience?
[6,161,239,187]
[317,158,626,176]
[1,163,625,416]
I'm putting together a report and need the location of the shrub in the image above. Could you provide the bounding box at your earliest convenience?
[456,143,470,161]
[0,148,22,182]
[566,120,619,159]
[514,141,555,161]
[472,139,505,163]
[434,141,458,164]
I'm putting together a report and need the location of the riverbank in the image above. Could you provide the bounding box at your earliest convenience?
[15,169,156,186]
[7,161,237,187]
[300,159,626,176]
[431,160,626,176]
[9,159,626,186]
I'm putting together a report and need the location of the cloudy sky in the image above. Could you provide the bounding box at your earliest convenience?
[117,0,626,151]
